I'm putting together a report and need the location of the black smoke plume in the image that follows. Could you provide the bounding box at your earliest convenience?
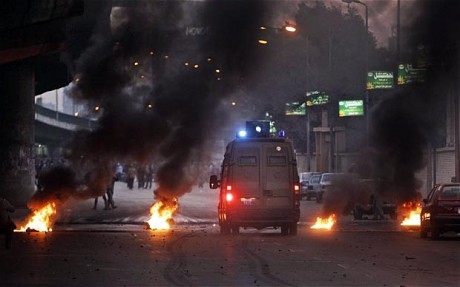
[30,0,273,207]
[321,0,460,216]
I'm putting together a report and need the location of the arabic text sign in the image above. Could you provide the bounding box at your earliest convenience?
[306,91,329,106]
[367,71,394,89]
[339,100,364,117]
[285,101,306,116]
[397,64,426,85]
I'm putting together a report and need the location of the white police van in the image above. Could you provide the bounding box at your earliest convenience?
[210,121,300,235]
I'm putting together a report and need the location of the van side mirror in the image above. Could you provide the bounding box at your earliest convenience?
[209,175,220,189]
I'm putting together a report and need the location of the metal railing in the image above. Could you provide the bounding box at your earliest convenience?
[34,104,97,131]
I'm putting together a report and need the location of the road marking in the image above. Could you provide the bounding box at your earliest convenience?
[337,264,347,270]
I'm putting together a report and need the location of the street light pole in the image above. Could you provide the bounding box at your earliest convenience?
[343,0,369,144]
[305,34,311,171]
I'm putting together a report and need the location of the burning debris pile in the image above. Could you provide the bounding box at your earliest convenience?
[15,202,57,232]
[310,214,336,230]
[146,197,178,230]
[399,201,422,227]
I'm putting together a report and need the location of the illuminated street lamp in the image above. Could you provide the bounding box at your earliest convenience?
[257,22,296,45]
[284,23,296,33]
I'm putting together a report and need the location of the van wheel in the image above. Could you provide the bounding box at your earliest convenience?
[289,223,298,236]
[281,225,289,235]
[220,225,230,235]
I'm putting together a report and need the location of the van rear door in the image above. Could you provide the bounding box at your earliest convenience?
[262,143,292,209]
[233,146,261,204]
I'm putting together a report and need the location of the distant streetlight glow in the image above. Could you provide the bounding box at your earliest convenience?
[133,61,139,66]
[149,51,154,55]
[284,24,296,33]
[185,62,190,66]
[259,26,267,30]
[147,104,153,109]
[74,112,79,117]
[231,101,237,106]
[207,57,212,62]
[258,39,268,45]
[164,55,169,59]
[215,69,221,73]
[194,64,199,69]
[94,106,100,111]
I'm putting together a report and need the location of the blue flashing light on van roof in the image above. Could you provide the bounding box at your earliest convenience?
[278,130,286,137]
[237,130,247,138]
[246,120,270,138]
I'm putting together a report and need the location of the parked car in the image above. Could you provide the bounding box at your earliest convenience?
[316,173,346,203]
[420,183,460,239]
[300,172,321,200]
[302,174,321,201]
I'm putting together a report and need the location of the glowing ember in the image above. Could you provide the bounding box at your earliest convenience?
[146,198,178,230]
[15,202,57,232]
[401,206,422,226]
[311,214,336,230]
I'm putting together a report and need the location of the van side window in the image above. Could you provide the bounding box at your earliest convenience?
[239,156,257,165]
[268,156,287,165]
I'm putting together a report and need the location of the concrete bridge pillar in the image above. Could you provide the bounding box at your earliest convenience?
[0,62,35,207]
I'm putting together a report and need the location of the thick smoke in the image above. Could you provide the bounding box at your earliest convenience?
[321,0,460,216]
[31,0,273,207]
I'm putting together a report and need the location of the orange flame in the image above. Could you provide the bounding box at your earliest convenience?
[146,198,178,230]
[311,214,336,230]
[15,202,57,232]
[400,206,422,226]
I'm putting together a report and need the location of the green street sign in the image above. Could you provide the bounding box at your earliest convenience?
[367,71,394,89]
[397,64,426,85]
[285,101,306,116]
[339,100,364,117]
[306,91,329,106]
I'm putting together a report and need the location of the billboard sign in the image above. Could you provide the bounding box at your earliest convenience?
[306,91,329,106]
[285,101,306,116]
[367,71,394,89]
[339,100,364,117]
[397,64,426,85]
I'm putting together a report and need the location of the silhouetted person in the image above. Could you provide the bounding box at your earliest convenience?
[93,194,108,210]
[106,175,117,209]
[127,165,136,190]
[137,166,145,189]
[371,194,385,220]
[144,165,153,189]
[0,197,16,249]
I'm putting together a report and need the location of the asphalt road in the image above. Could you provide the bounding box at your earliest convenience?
[2,182,459,286]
